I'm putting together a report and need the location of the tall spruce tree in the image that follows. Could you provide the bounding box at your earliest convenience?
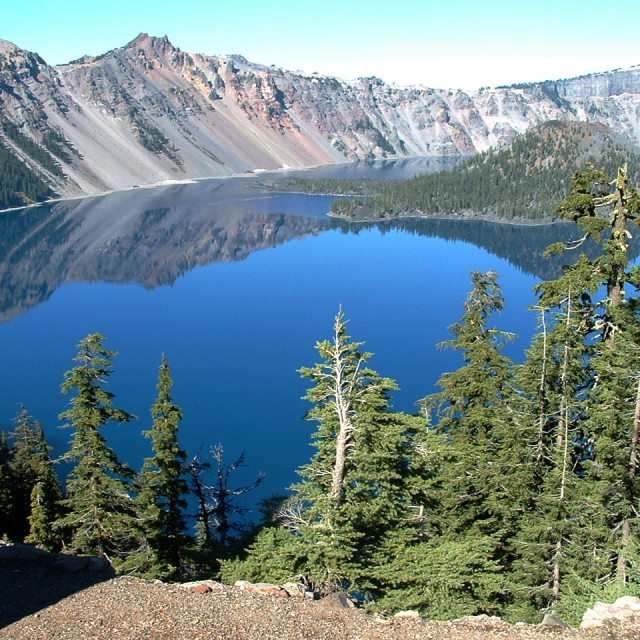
[223,309,415,595]
[422,271,519,538]
[53,333,137,564]
[7,405,63,547]
[511,163,640,622]
[0,431,13,540]
[132,354,191,580]
[403,271,520,616]
[510,260,601,620]
[555,164,640,591]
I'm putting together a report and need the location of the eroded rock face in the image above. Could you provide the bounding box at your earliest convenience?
[1,34,640,200]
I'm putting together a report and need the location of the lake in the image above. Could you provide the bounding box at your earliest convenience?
[0,158,591,515]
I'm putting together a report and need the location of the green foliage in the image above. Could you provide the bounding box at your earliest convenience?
[371,537,507,619]
[1,121,65,178]
[284,122,640,222]
[4,405,63,548]
[0,432,13,539]
[227,309,422,596]
[0,139,56,209]
[129,109,182,166]
[129,354,191,580]
[53,334,137,564]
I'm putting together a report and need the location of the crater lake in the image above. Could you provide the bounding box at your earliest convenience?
[0,158,594,513]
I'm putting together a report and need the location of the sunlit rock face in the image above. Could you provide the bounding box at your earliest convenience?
[1,33,639,198]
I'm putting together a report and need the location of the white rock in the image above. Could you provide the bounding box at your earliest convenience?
[393,610,421,619]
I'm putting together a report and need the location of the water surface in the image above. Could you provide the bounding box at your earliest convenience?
[0,159,602,509]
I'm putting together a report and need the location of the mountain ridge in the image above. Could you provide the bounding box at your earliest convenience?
[2,33,640,206]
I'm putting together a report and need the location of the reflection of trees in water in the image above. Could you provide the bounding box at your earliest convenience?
[335,217,640,281]
[2,186,632,322]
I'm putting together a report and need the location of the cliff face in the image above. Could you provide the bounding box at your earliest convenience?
[1,33,640,199]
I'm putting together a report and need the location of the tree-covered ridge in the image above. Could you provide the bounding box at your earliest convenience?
[0,139,57,209]
[284,121,640,221]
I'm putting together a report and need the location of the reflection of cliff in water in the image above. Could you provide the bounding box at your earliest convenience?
[3,176,638,323]
[340,217,640,282]
[0,179,336,322]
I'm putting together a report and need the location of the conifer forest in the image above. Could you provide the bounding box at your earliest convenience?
[2,165,640,625]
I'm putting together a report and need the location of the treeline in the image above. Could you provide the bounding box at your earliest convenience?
[223,165,640,624]
[0,120,78,209]
[286,121,640,222]
[0,140,56,209]
[2,165,640,625]
[0,347,264,580]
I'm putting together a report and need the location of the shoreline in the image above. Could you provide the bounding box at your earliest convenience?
[0,161,337,215]
[327,210,562,227]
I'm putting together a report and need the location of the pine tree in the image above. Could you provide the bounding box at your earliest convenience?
[555,164,640,590]
[422,271,519,538]
[53,333,137,564]
[510,260,602,619]
[0,431,13,540]
[7,405,63,547]
[284,309,411,589]
[224,309,415,595]
[132,354,191,580]
[509,164,640,621]
[397,271,519,616]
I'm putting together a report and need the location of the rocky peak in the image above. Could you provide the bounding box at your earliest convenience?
[0,38,20,54]
[124,32,179,62]
[3,34,640,206]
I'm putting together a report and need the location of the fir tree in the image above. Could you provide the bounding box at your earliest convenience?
[404,271,520,616]
[132,354,191,580]
[0,431,13,540]
[224,309,415,595]
[7,405,63,547]
[510,260,601,619]
[422,271,519,538]
[53,333,137,564]
[555,164,640,590]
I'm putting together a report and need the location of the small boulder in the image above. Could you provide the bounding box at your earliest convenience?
[393,610,421,620]
[282,582,310,598]
[540,613,570,628]
[317,591,354,610]
[581,597,640,628]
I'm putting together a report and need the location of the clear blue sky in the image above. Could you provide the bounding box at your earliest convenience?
[4,0,640,89]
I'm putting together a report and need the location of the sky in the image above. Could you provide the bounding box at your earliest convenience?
[3,0,640,90]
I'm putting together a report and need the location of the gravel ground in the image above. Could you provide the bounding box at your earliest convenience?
[2,564,639,640]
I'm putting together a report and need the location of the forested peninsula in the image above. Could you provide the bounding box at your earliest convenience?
[277,121,640,222]
[2,164,640,627]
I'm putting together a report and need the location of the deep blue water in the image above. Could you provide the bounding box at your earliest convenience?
[0,159,579,514]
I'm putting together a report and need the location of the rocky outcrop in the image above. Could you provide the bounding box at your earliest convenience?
[2,34,640,201]
[581,596,640,628]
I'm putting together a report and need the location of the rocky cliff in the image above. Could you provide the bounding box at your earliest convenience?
[1,33,640,201]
